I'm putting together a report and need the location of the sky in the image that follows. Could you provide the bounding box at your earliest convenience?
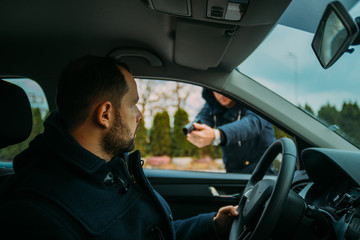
[238,2,360,113]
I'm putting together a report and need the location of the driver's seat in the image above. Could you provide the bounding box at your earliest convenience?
[0,79,33,177]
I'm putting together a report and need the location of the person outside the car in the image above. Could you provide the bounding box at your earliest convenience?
[0,56,238,239]
[187,89,276,173]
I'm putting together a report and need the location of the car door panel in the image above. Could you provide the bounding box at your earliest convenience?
[145,169,249,219]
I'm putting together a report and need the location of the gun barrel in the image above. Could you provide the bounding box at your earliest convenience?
[182,119,201,135]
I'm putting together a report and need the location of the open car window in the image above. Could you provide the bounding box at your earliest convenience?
[0,79,49,165]
[134,79,225,172]
[135,79,290,174]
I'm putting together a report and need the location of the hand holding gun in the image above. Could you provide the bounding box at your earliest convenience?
[182,119,202,135]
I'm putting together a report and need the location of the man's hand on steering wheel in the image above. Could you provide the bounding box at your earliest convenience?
[214,205,239,236]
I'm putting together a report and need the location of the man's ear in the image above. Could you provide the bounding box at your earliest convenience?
[96,101,113,129]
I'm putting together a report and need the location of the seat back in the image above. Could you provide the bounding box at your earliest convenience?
[0,79,33,176]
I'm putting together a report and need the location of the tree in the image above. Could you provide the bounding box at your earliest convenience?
[317,103,339,126]
[149,111,171,156]
[172,109,198,157]
[136,80,197,129]
[196,145,222,159]
[136,79,162,116]
[210,146,222,159]
[304,103,314,115]
[29,108,45,141]
[134,118,148,156]
[338,101,360,145]
[173,82,191,110]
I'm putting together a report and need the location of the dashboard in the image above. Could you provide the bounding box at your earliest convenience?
[295,148,360,239]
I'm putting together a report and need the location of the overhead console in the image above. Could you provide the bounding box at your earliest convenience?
[206,0,247,21]
[141,0,290,26]
[142,0,248,21]
[140,0,291,70]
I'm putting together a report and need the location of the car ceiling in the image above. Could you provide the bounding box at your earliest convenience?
[1,0,357,110]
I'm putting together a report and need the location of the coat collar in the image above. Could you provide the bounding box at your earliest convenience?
[41,111,106,175]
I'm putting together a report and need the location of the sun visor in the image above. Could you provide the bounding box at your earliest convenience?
[174,20,237,70]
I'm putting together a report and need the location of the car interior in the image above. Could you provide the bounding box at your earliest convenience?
[0,80,32,175]
[1,0,360,239]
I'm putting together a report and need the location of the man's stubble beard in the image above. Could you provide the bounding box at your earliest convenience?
[101,111,137,158]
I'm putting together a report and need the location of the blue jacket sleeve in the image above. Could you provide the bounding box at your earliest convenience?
[195,103,214,127]
[174,212,221,240]
[218,110,264,146]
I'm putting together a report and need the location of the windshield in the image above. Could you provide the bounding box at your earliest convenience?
[239,2,360,148]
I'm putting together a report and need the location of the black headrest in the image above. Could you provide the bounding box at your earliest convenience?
[0,80,32,148]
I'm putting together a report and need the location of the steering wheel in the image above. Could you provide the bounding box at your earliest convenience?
[229,138,297,240]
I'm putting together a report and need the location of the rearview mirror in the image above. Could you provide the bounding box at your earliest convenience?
[312,1,359,69]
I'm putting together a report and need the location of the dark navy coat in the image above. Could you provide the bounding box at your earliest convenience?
[0,112,218,239]
[196,89,276,173]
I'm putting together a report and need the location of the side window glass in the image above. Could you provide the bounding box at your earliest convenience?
[135,79,290,173]
[134,79,225,172]
[0,79,49,165]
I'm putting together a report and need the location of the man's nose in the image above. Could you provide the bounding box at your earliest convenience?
[136,107,143,123]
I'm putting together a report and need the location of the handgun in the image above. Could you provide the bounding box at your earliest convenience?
[182,119,201,135]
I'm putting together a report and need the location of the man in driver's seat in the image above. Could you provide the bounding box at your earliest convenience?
[0,56,238,239]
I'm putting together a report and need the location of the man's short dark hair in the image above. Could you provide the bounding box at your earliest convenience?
[56,56,129,130]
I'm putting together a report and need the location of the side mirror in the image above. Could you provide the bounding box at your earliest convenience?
[312,1,359,69]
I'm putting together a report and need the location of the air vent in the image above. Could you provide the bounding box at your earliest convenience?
[292,182,309,194]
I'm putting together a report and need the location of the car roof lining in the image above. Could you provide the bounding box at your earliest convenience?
[0,0,292,109]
